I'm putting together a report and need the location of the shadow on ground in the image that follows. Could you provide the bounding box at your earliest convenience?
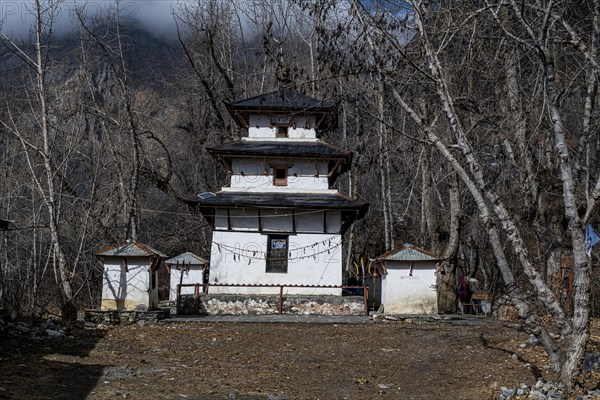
[0,325,106,400]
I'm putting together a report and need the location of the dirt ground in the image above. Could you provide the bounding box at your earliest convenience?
[0,317,599,400]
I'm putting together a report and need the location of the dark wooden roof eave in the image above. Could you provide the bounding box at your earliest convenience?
[224,101,250,129]
[207,140,351,159]
[193,204,368,231]
[188,192,368,213]
[187,192,368,233]
[224,104,338,131]
[225,89,336,112]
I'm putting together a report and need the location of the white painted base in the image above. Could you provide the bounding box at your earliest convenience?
[208,231,342,295]
[381,261,438,314]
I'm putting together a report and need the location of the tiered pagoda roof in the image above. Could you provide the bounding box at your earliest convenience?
[225,88,337,130]
[208,140,353,177]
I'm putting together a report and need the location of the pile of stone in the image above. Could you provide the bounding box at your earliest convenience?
[583,353,600,374]
[578,389,600,400]
[493,295,520,321]
[498,329,600,400]
[178,294,367,316]
[203,297,277,315]
[84,309,170,326]
[0,318,66,338]
[498,344,600,400]
[498,379,600,400]
[288,300,365,315]
[499,380,565,400]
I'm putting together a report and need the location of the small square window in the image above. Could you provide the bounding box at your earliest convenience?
[266,235,288,273]
[276,126,289,138]
[273,167,288,186]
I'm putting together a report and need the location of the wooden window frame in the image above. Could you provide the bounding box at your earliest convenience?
[276,125,289,138]
[273,166,288,186]
[266,235,288,273]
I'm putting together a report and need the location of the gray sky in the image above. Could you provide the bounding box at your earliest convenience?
[0,0,181,38]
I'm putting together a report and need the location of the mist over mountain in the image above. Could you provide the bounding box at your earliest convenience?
[0,18,181,96]
[0,0,181,39]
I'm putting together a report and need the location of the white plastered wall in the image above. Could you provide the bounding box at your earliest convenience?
[230,159,329,190]
[248,114,317,139]
[169,265,205,301]
[380,261,438,314]
[208,214,342,295]
[101,256,158,310]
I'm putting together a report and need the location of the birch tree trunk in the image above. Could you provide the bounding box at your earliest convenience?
[540,40,589,389]
[436,171,461,313]
[33,0,76,320]
[481,0,595,386]
[378,79,392,251]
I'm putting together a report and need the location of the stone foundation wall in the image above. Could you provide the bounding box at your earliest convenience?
[178,294,366,316]
[84,309,170,325]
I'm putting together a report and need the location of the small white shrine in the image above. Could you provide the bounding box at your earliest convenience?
[165,252,209,301]
[96,240,167,310]
[193,89,368,296]
[376,244,440,314]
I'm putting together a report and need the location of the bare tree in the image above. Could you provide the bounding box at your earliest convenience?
[0,1,85,320]
[308,0,600,389]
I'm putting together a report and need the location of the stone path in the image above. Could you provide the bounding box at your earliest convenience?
[164,314,371,324]
[163,313,502,325]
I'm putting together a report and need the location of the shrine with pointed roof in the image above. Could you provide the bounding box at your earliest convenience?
[375,244,441,314]
[96,239,167,311]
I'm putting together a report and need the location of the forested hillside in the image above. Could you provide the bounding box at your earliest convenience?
[2,0,600,388]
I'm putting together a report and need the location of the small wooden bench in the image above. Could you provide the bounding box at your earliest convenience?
[462,292,491,317]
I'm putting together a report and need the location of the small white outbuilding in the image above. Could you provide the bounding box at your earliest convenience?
[164,252,209,301]
[96,240,167,311]
[376,244,440,314]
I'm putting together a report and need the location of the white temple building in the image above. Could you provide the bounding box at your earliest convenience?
[192,89,368,296]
